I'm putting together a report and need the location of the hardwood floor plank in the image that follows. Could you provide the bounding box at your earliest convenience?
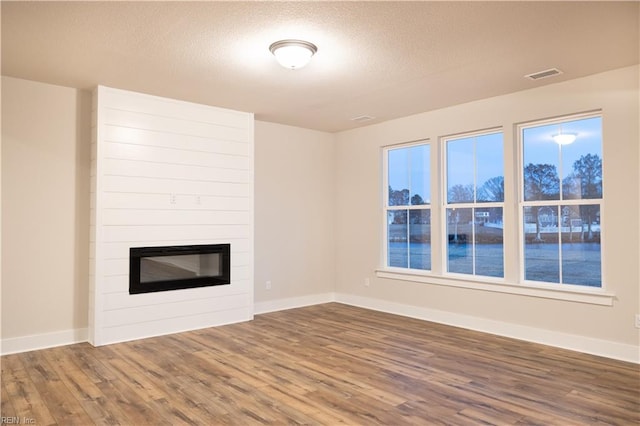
[110,343,238,424]
[41,347,104,401]
[19,351,94,425]
[64,343,119,383]
[1,363,57,425]
[395,400,459,425]
[0,382,18,419]
[98,349,169,402]
[41,347,134,425]
[94,378,171,426]
[2,303,638,425]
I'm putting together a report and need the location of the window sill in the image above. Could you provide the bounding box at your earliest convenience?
[375,269,615,306]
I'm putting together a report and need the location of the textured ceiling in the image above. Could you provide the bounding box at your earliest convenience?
[2,1,638,132]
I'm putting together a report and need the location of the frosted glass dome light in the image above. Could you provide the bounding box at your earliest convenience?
[269,40,317,70]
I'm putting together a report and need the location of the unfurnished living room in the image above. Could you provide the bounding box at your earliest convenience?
[1,1,639,425]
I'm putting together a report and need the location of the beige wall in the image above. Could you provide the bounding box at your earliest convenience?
[334,66,640,347]
[1,78,337,343]
[2,67,638,357]
[254,121,335,304]
[1,76,91,339]
[1,80,3,350]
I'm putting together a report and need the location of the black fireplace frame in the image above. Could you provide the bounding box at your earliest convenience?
[129,244,231,294]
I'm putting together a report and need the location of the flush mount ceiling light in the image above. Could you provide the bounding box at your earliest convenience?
[269,39,317,70]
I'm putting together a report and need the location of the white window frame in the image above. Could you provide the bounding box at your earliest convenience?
[377,114,614,306]
[382,139,432,273]
[517,111,605,289]
[442,128,505,279]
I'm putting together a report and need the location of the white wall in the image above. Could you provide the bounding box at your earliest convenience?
[254,121,336,313]
[90,86,254,345]
[334,66,640,361]
[1,77,91,351]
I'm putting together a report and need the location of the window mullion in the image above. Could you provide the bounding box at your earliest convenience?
[407,150,412,268]
[557,205,563,284]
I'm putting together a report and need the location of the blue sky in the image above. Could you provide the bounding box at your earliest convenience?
[388,116,602,204]
[523,116,602,180]
[388,144,430,203]
[447,132,503,190]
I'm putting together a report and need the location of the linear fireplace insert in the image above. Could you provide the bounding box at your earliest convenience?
[129,244,230,294]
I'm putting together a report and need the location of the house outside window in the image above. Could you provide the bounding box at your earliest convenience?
[384,142,431,270]
[444,130,504,278]
[381,112,605,297]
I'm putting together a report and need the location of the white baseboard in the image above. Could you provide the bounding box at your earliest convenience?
[254,292,335,315]
[3,294,637,364]
[1,328,88,356]
[334,293,640,364]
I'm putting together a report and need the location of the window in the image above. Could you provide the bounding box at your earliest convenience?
[444,131,504,278]
[380,111,609,303]
[384,142,431,270]
[519,114,603,287]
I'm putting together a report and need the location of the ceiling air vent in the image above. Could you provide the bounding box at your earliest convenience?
[351,115,374,123]
[525,68,563,81]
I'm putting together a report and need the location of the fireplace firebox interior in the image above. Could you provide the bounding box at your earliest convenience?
[129,244,230,294]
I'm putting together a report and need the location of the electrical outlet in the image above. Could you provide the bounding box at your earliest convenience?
[364,278,370,287]
[266,280,272,290]
[635,314,640,329]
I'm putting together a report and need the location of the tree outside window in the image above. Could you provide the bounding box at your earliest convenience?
[386,142,431,270]
[445,130,504,278]
[521,115,602,287]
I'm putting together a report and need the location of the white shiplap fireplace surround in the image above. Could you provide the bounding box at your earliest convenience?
[89,86,254,346]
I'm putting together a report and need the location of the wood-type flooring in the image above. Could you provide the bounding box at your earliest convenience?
[1,303,638,425]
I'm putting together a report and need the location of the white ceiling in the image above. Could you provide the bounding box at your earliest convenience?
[2,1,638,133]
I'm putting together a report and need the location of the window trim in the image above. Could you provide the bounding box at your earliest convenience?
[375,268,615,306]
[382,139,431,271]
[516,111,605,289]
[378,113,614,306]
[441,128,505,278]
